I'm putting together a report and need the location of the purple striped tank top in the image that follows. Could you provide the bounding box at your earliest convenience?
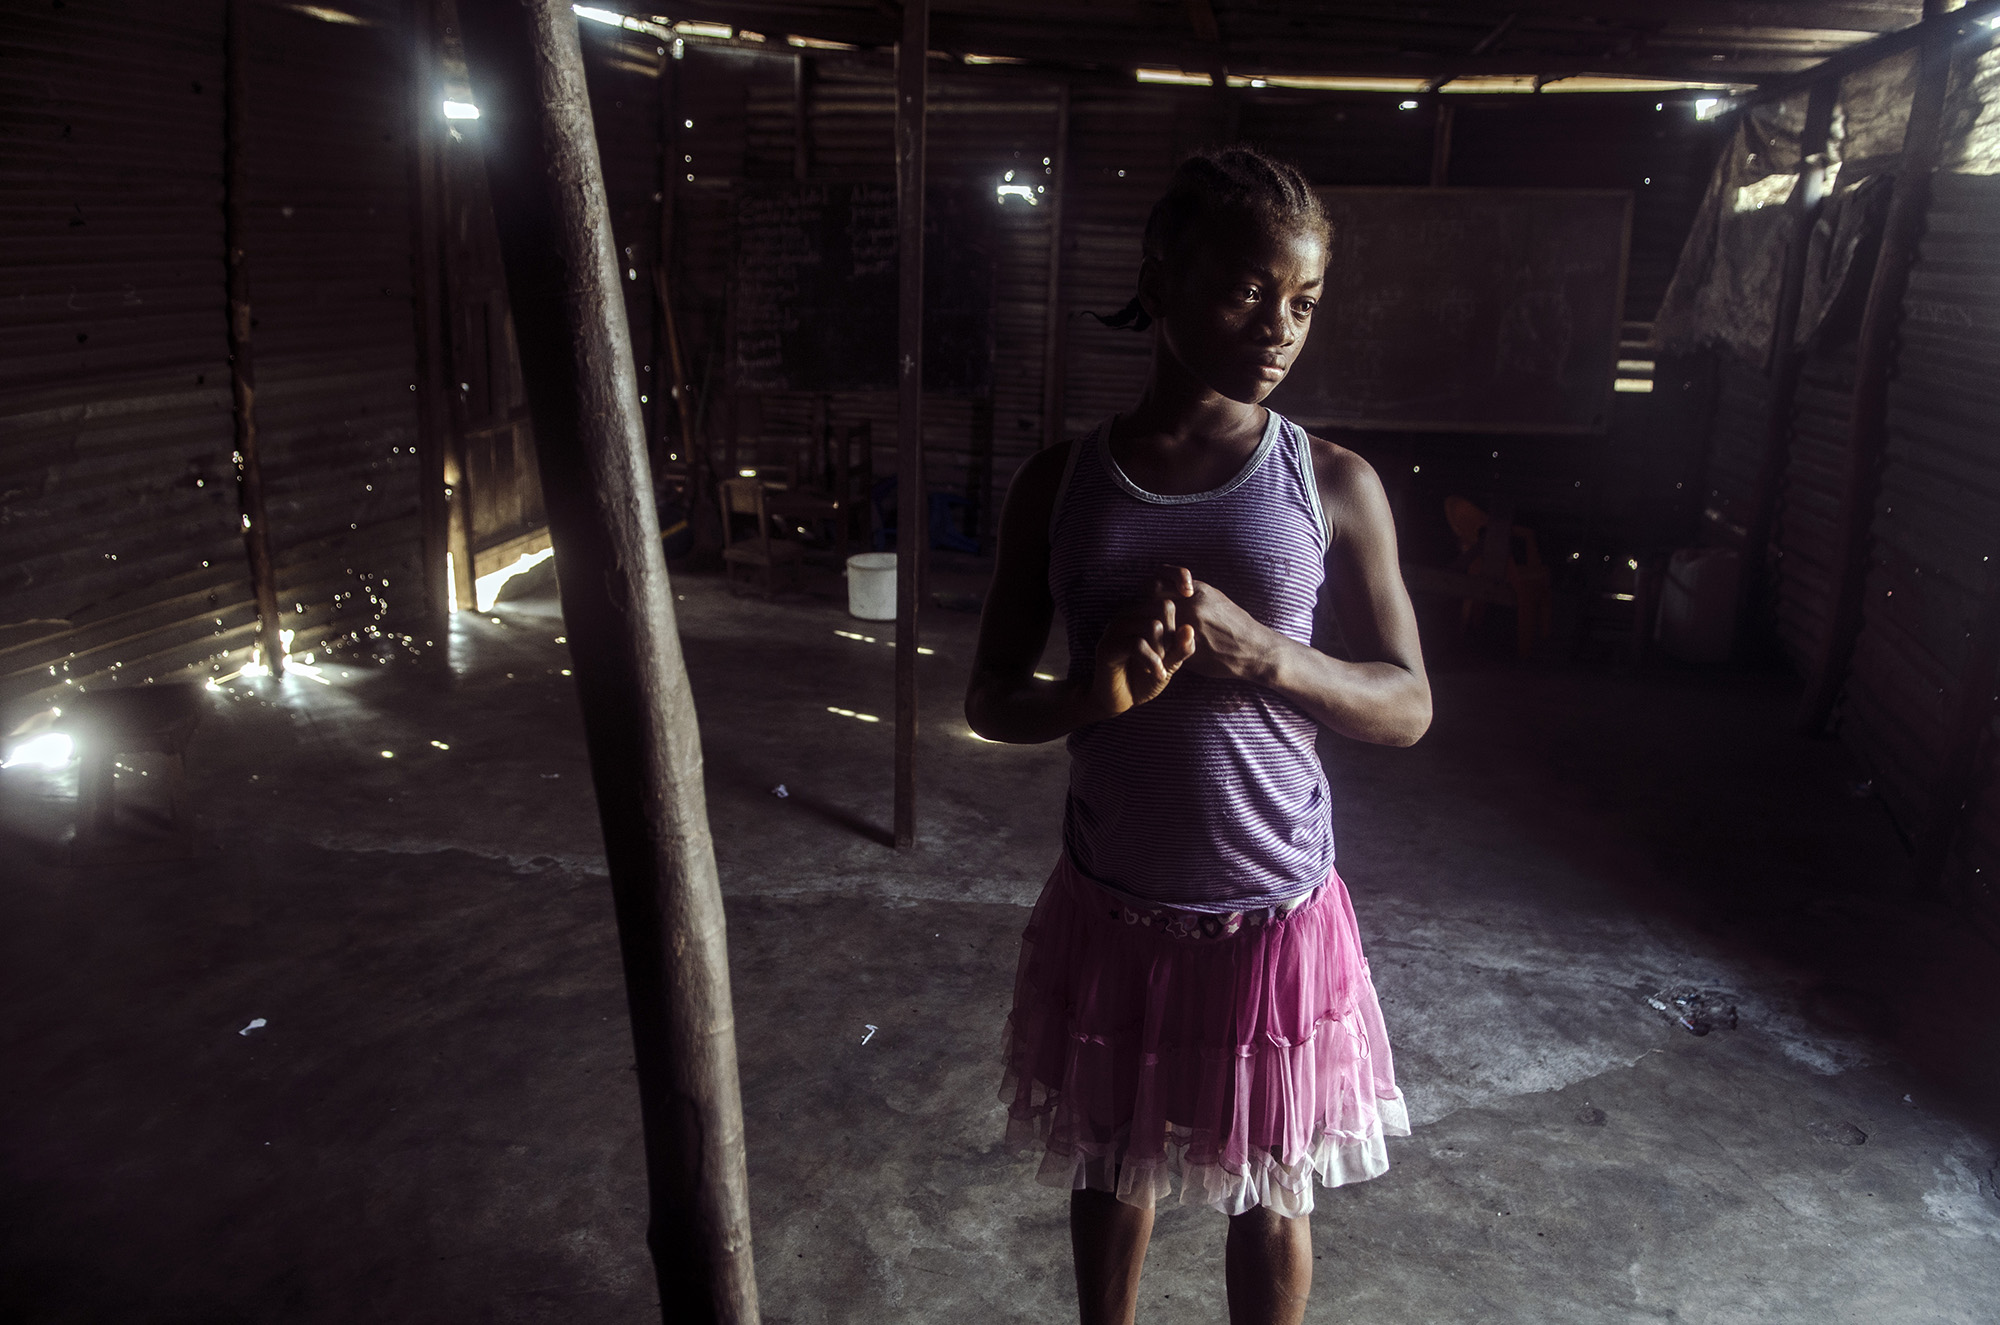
[1049,408,1333,912]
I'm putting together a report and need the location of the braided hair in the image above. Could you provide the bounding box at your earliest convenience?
[1095,146,1330,332]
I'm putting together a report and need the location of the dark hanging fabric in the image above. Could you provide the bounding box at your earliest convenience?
[1940,36,2000,173]
[1653,96,1809,365]
[1654,51,1935,367]
[1794,171,1894,349]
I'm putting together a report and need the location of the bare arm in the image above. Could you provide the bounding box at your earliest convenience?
[964,444,1195,744]
[1161,440,1431,747]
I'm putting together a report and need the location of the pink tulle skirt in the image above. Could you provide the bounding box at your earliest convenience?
[999,855,1410,1217]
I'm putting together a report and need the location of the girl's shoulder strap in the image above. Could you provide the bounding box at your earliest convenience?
[1275,411,1331,555]
[1047,419,1103,546]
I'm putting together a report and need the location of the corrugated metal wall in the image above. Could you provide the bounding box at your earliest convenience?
[437,126,542,574]
[1850,170,2000,922]
[1700,356,1771,545]
[1,1,248,709]
[1684,36,2000,932]
[246,0,426,661]
[0,14,1810,715]
[1920,170,2000,935]
[0,0,435,713]
[674,47,1062,539]
[660,71,1725,549]
[1773,342,1855,674]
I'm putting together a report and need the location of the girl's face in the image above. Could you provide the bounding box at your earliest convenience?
[1145,215,1328,405]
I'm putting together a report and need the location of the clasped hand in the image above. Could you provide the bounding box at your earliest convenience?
[1088,565,1275,719]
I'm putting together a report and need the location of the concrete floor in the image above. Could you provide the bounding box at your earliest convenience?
[2,562,1997,1324]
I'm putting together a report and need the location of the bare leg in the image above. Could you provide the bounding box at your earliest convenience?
[1070,1189,1154,1325]
[1225,1207,1312,1325]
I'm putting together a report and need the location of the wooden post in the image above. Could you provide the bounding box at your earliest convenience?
[1039,80,1070,451]
[1735,80,1836,656]
[894,0,928,851]
[1796,13,1952,735]
[810,393,829,488]
[654,47,677,456]
[792,52,812,183]
[652,45,712,521]
[724,390,739,481]
[454,5,759,1322]
[224,0,286,679]
[654,268,697,466]
[653,47,699,493]
[406,0,452,658]
[966,394,994,547]
[1430,100,1454,187]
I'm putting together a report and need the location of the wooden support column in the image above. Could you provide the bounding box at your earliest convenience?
[1430,101,1454,187]
[1736,79,1837,655]
[405,0,452,658]
[1183,0,1232,136]
[966,395,994,546]
[655,44,698,490]
[223,0,286,679]
[792,52,812,182]
[653,269,697,473]
[1796,12,1952,735]
[454,5,758,1322]
[894,0,928,851]
[1039,80,1070,451]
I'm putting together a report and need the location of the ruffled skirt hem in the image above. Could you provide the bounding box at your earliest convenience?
[998,856,1411,1218]
[1004,1081,1411,1218]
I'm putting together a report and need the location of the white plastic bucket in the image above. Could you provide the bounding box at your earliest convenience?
[1654,547,1740,663]
[846,552,897,621]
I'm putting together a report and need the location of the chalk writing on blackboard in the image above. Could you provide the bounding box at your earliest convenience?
[1264,188,1631,433]
[731,182,994,396]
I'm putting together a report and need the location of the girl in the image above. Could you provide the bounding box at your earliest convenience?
[965,148,1431,1325]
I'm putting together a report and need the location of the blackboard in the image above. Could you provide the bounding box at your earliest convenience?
[731,182,995,396]
[1264,188,1632,433]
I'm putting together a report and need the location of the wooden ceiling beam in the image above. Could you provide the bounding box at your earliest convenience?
[644,0,1928,85]
[1735,0,1999,104]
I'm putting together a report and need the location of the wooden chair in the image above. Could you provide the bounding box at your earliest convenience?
[718,477,804,595]
[764,420,872,566]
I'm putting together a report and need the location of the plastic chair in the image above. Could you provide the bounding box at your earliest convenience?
[1442,495,1551,658]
